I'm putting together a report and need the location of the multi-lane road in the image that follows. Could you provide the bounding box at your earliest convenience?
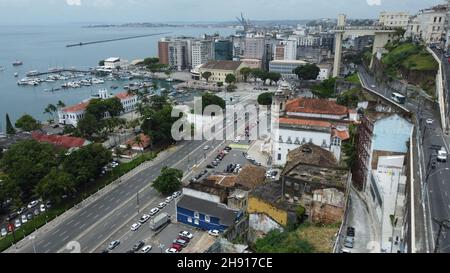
[6,90,263,253]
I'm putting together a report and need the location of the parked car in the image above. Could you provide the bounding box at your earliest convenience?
[437,148,448,162]
[139,214,150,224]
[14,219,21,228]
[33,209,40,216]
[21,214,28,224]
[206,164,215,169]
[165,248,178,253]
[173,238,188,247]
[208,230,220,237]
[141,245,152,253]
[107,240,120,250]
[172,191,181,198]
[130,223,141,231]
[45,201,52,209]
[203,145,210,150]
[132,241,145,252]
[17,207,26,215]
[149,208,159,216]
[347,227,355,237]
[179,231,193,239]
[224,146,232,151]
[344,237,354,248]
[165,196,173,203]
[158,202,166,209]
[6,212,18,221]
[40,204,46,212]
[26,213,33,221]
[1,228,7,237]
[426,118,434,125]
[27,200,39,209]
[171,243,183,251]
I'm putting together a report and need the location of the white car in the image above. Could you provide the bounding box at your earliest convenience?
[371,85,376,88]
[14,219,21,228]
[203,145,210,150]
[139,214,150,224]
[40,204,46,212]
[1,228,7,237]
[27,200,39,209]
[234,137,240,143]
[131,223,141,231]
[426,118,434,125]
[141,245,152,253]
[165,196,173,203]
[208,230,220,237]
[107,240,120,250]
[179,231,193,239]
[437,148,448,162]
[21,215,28,224]
[149,208,159,216]
[165,248,178,253]
[158,202,166,209]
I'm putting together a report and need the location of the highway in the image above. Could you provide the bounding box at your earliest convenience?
[359,66,450,253]
[7,91,260,253]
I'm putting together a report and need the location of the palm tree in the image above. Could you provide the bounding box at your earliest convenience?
[56,100,66,109]
[44,104,57,124]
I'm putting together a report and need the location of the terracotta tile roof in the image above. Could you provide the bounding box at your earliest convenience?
[62,101,90,113]
[278,117,332,128]
[207,175,237,188]
[32,132,87,149]
[283,144,338,175]
[125,133,151,149]
[235,165,266,190]
[115,91,136,100]
[201,60,243,71]
[332,128,350,141]
[285,98,349,116]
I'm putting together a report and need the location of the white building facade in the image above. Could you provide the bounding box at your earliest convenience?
[379,12,410,28]
[191,40,214,68]
[406,5,447,44]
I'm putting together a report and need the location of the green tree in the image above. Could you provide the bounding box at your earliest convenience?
[56,100,66,109]
[311,77,337,99]
[5,113,16,135]
[0,140,57,199]
[141,104,178,145]
[201,93,226,111]
[86,99,108,120]
[257,92,274,106]
[44,104,57,123]
[250,68,264,83]
[342,124,358,169]
[202,71,212,82]
[152,167,183,195]
[240,67,252,82]
[34,168,76,204]
[267,72,281,85]
[15,114,41,132]
[225,74,237,85]
[77,113,101,139]
[104,97,124,117]
[217,81,224,87]
[293,63,320,81]
[98,60,105,66]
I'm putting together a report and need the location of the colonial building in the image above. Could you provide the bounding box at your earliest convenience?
[198,60,247,83]
[406,4,447,44]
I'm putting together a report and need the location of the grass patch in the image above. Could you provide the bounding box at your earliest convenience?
[402,53,438,71]
[344,73,361,84]
[296,223,340,253]
[0,152,157,252]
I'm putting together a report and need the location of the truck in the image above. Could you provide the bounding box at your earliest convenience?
[149,212,171,231]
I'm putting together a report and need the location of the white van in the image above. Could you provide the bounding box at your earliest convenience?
[437,148,448,162]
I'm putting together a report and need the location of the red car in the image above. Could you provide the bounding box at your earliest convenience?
[171,243,183,251]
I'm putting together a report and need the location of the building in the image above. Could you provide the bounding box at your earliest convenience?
[176,193,241,232]
[280,144,349,224]
[241,58,262,69]
[103,57,127,70]
[191,39,214,68]
[168,39,189,71]
[214,39,233,61]
[158,40,170,65]
[352,113,413,191]
[31,132,90,150]
[271,95,353,166]
[269,60,308,77]
[274,40,297,61]
[406,5,447,44]
[317,63,332,80]
[198,60,247,83]
[378,12,410,29]
[298,35,321,47]
[58,90,139,127]
[243,37,266,60]
[119,133,151,152]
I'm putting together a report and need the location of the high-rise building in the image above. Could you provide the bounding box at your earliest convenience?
[168,39,189,71]
[243,37,266,60]
[274,41,297,61]
[214,39,233,61]
[191,40,214,68]
[158,40,170,65]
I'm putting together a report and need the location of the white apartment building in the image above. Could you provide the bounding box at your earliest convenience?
[103,57,128,70]
[379,12,409,29]
[191,40,214,68]
[298,35,321,47]
[406,4,447,44]
[168,39,190,71]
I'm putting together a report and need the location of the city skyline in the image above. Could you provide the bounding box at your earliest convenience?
[0,0,443,25]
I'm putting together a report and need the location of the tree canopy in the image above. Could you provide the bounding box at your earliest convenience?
[257,92,274,106]
[254,229,315,253]
[225,74,237,85]
[311,77,337,98]
[152,167,183,195]
[34,168,76,204]
[15,114,41,132]
[202,71,212,82]
[293,63,320,81]
[201,92,226,111]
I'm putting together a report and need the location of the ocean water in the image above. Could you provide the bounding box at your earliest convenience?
[0,24,235,129]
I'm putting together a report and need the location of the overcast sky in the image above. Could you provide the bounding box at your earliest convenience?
[0,0,444,25]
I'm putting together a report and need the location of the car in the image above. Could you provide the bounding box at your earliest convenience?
[33,209,40,216]
[149,208,159,216]
[14,219,21,228]
[131,223,141,231]
[21,214,28,224]
[437,148,448,162]
[371,85,376,88]
[40,204,46,212]
[224,146,232,151]
[172,192,181,198]
[347,227,355,237]
[234,137,240,143]
[212,161,219,166]
[173,238,188,247]
[165,196,173,203]
[17,207,26,215]
[344,237,354,248]
[208,230,220,237]
[141,245,152,253]
[1,228,7,237]
[107,240,120,250]
[171,243,183,251]
[27,200,39,209]
[426,118,434,125]
[101,249,109,254]
[45,201,52,209]
[179,231,193,239]
[165,248,178,253]
[132,241,145,252]
[341,248,352,253]
[139,214,150,224]
[203,145,210,150]
[189,178,196,183]
[6,212,18,222]
[206,164,215,169]
[158,202,166,209]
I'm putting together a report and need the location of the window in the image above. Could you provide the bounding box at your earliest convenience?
[279,136,283,143]
[194,211,199,219]
[194,219,199,225]
[205,215,210,223]
[278,153,282,160]
[188,217,192,223]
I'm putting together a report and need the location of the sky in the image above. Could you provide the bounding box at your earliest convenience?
[0,0,444,25]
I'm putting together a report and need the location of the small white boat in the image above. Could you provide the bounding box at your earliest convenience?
[166,78,174,82]
[14,73,18,77]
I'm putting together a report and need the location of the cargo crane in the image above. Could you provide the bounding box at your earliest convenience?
[236,13,251,33]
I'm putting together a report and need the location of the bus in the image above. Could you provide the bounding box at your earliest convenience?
[391,92,406,104]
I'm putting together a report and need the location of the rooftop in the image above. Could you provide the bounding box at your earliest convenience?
[115,91,137,100]
[32,132,88,149]
[278,117,332,128]
[200,60,243,71]
[105,57,120,62]
[331,128,350,141]
[177,195,238,227]
[283,144,339,173]
[235,165,266,190]
[285,98,349,116]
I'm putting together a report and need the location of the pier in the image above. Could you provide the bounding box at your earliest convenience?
[27,69,91,77]
[66,32,171,47]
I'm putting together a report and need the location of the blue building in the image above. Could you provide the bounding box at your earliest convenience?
[176,195,240,232]
[214,40,233,61]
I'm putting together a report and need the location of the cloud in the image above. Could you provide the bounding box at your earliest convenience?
[366,0,381,6]
[66,0,81,6]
